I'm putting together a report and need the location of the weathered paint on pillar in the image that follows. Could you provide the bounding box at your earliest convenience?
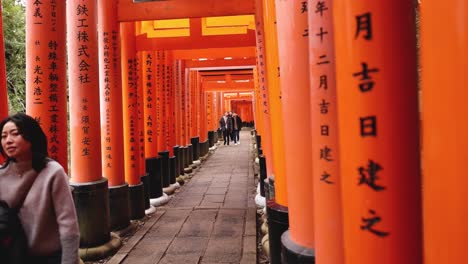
[26,0,68,170]
[164,50,175,154]
[67,0,102,183]
[308,0,344,262]
[174,60,182,146]
[182,64,190,146]
[253,67,264,137]
[168,54,176,153]
[98,0,125,187]
[255,0,274,182]
[121,22,141,186]
[136,53,145,178]
[334,1,422,263]
[142,50,157,158]
[206,92,214,132]
[199,82,207,143]
[420,1,467,263]
[0,1,8,121]
[275,0,314,248]
[155,50,165,152]
[263,0,288,206]
[189,70,198,138]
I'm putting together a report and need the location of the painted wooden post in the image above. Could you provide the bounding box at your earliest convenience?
[141,49,163,201]
[275,1,315,263]
[254,0,275,193]
[334,1,422,264]
[0,1,7,118]
[308,1,344,263]
[263,0,288,205]
[67,0,111,249]
[262,0,290,263]
[26,0,68,169]
[0,1,8,164]
[420,1,467,263]
[97,0,131,230]
[121,23,141,187]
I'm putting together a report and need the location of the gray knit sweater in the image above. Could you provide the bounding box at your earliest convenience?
[0,159,80,264]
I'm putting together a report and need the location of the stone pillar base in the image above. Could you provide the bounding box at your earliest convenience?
[71,178,110,248]
[281,230,316,264]
[140,174,151,209]
[79,232,121,261]
[267,200,289,264]
[109,184,130,231]
[128,182,145,220]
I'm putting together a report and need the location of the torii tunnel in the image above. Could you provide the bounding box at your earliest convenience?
[0,0,466,263]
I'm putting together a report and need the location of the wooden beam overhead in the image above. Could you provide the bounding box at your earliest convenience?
[202,80,254,92]
[118,0,256,22]
[172,47,256,60]
[135,32,256,50]
[184,58,256,68]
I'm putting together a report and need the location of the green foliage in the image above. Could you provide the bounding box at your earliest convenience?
[2,0,25,113]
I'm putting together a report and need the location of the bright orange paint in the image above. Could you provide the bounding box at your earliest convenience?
[334,1,422,263]
[263,0,288,207]
[0,1,8,121]
[254,0,274,184]
[189,71,199,138]
[308,1,344,263]
[166,51,176,155]
[155,50,166,152]
[137,52,146,178]
[98,0,125,187]
[275,0,313,248]
[118,0,255,22]
[121,22,141,186]
[26,1,68,171]
[420,1,467,263]
[67,0,102,183]
[142,50,158,158]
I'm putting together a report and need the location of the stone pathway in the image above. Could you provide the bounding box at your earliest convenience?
[107,129,257,264]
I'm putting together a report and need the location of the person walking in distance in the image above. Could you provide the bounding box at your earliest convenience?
[219,112,229,145]
[0,113,80,264]
[232,112,242,145]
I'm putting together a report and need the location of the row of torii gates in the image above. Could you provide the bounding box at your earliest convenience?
[0,0,466,264]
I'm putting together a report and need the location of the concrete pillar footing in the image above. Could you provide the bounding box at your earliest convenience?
[150,193,171,207]
[163,185,177,195]
[79,233,121,262]
[145,205,157,215]
[255,193,266,208]
[112,221,138,238]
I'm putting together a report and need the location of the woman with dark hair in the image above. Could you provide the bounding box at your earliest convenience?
[0,113,80,264]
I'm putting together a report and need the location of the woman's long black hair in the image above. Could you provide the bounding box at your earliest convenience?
[0,113,49,172]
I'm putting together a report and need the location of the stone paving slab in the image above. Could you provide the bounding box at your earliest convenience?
[105,130,257,264]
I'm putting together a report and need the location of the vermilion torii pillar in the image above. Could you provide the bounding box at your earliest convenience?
[308,1,344,263]
[275,1,315,263]
[25,1,68,169]
[189,70,201,164]
[142,50,163,203]
[121,22,149,214]
[97,0,132,231]
[0,1,8,122]
[420,1,467,263]
[262,1,290,263]
[66,0,114,252]
[334,1,422,264]
[254,0,274,199]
